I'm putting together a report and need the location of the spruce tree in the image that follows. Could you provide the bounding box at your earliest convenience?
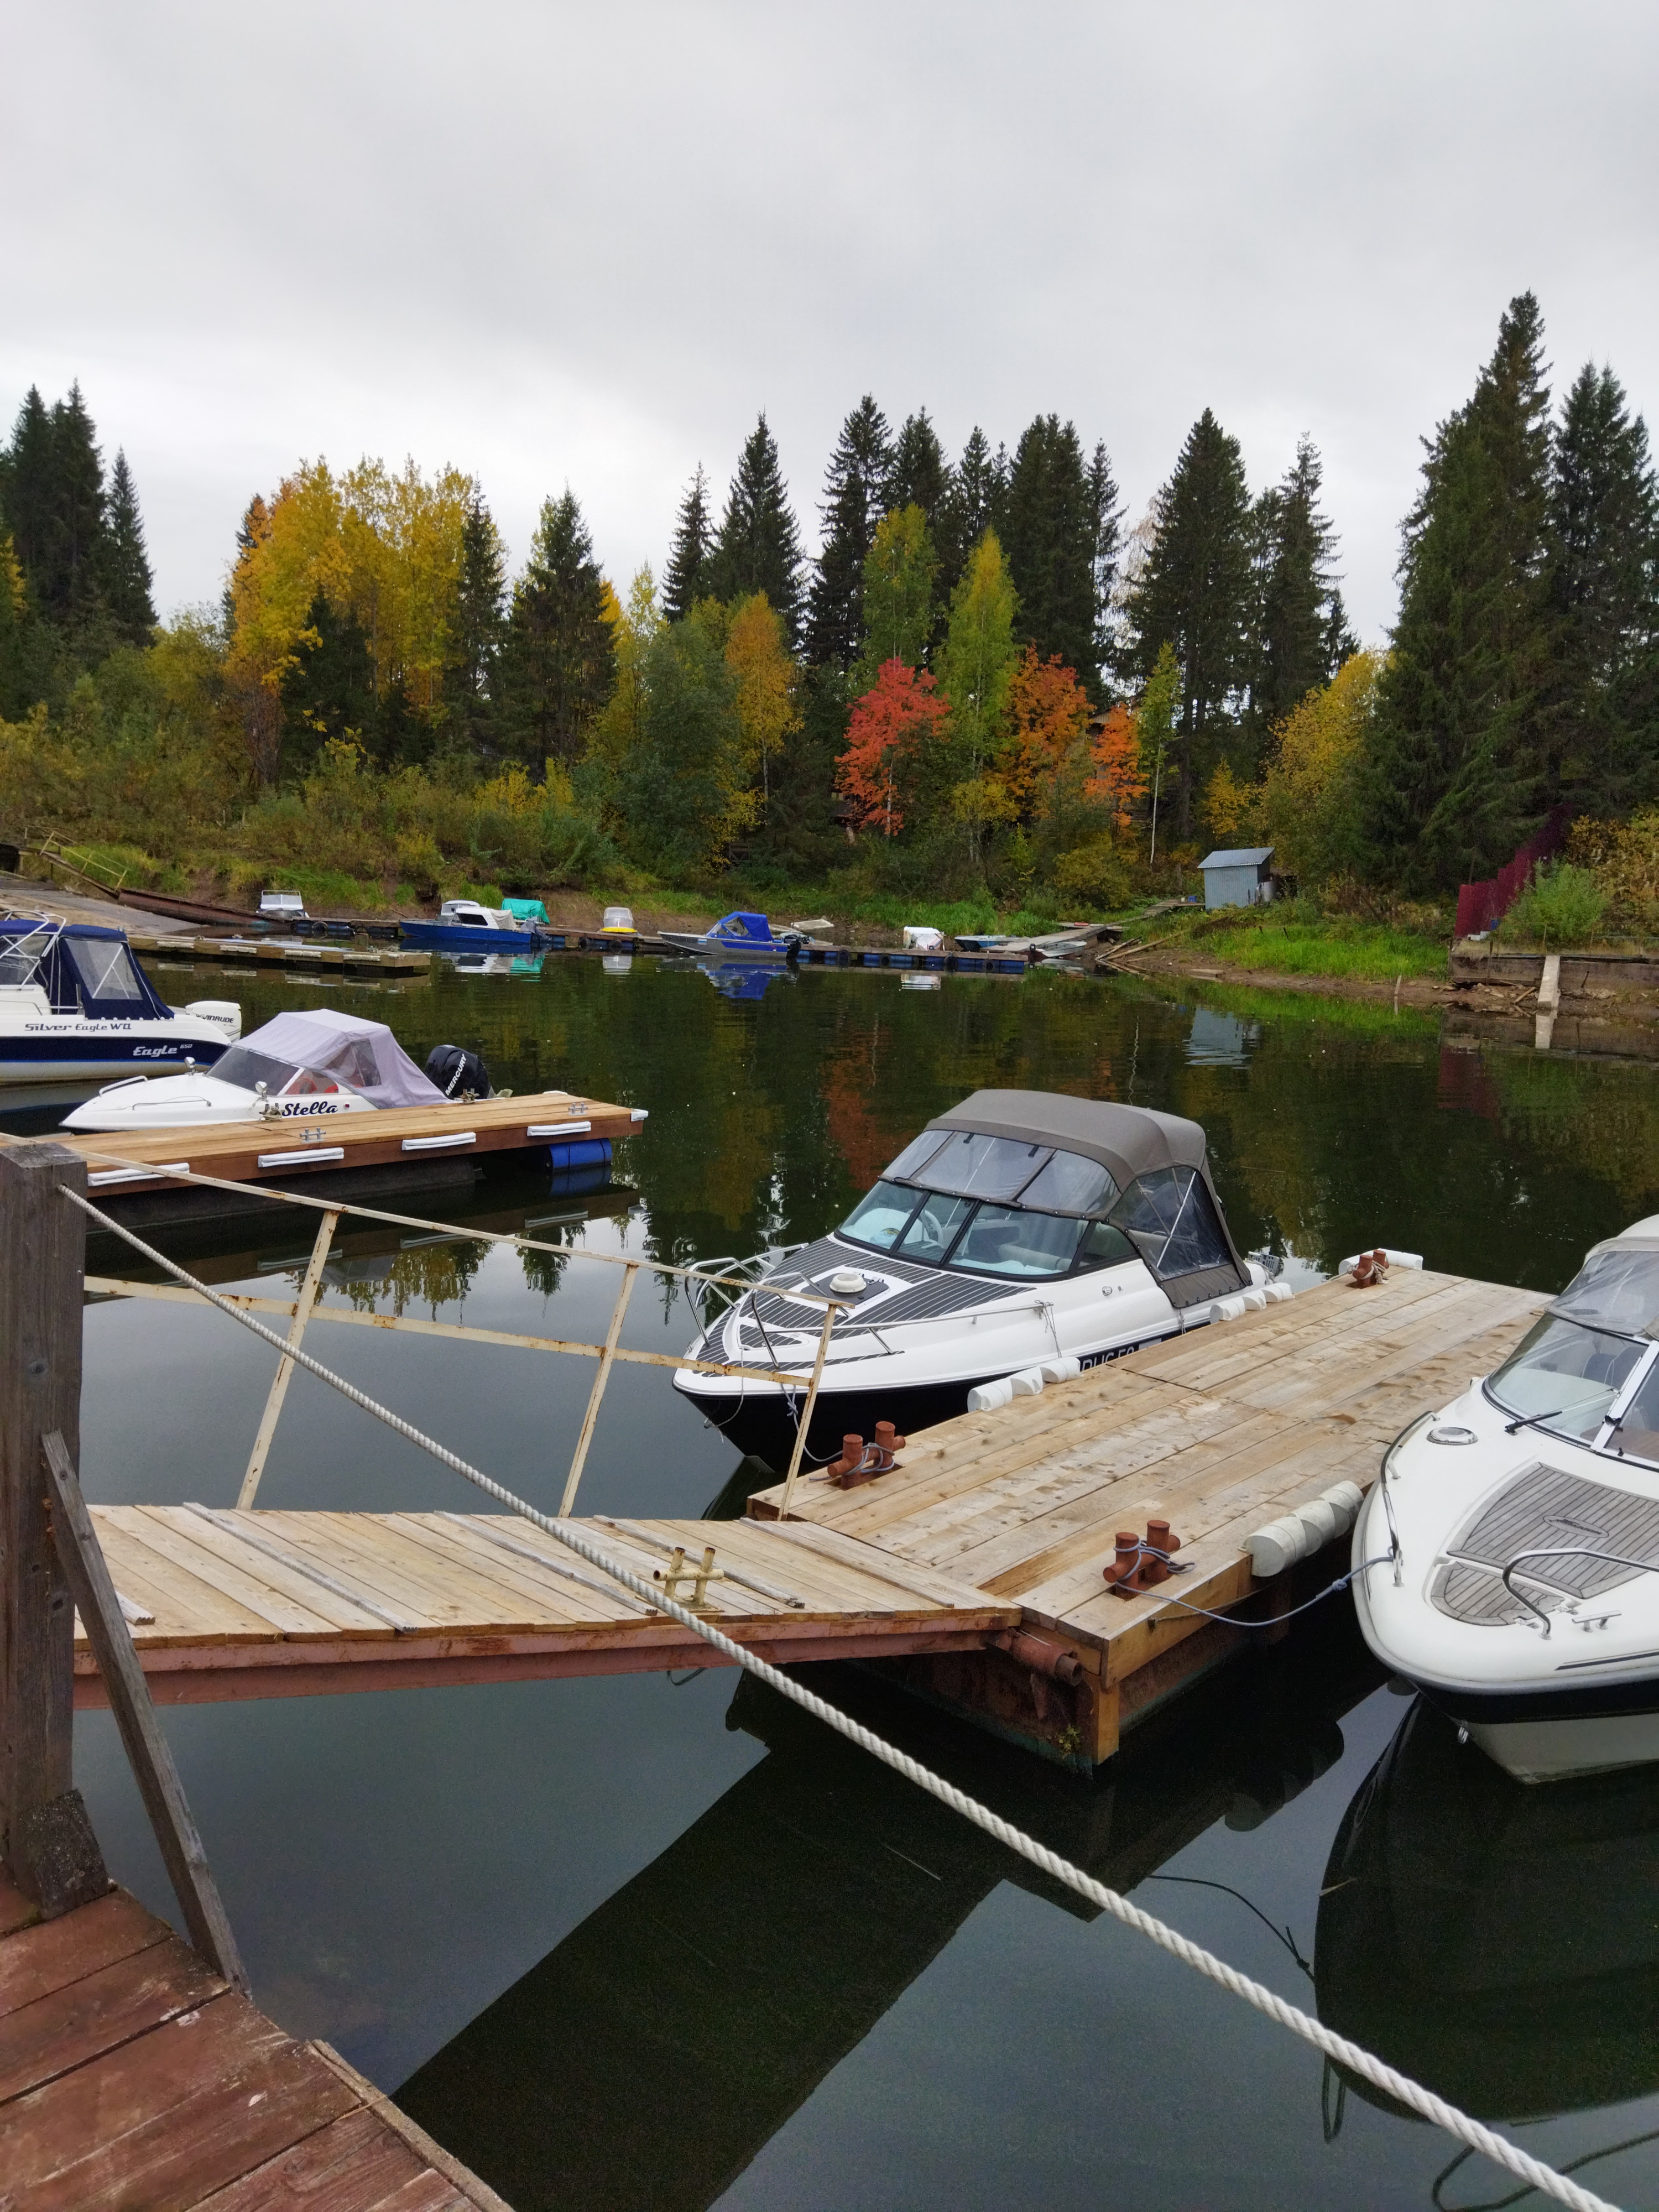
[1362,295,1556,886]
[0,388,56,586]
[708,414,805,645]
[938,427,1004,600]
[1248,436,1347,748]
[1087,439,1124,683]
[804,397,893,668]
[101,450,156,643]
[1124,409,1253,835]
[1000,415,1099,693]
[1546,362,1659,811]
[45,382,110,631]
[444,493,508,757]
[890,410,949,525]
[498,491,617,770]
[663,463,715,621]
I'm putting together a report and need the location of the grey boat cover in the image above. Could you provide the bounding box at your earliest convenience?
[924,1090,1207,1192]
[240,1008,448,1107]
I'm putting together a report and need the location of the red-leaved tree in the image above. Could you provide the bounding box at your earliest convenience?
[836,658,949,836]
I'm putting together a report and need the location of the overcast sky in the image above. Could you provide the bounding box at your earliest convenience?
[7,2,1657,641]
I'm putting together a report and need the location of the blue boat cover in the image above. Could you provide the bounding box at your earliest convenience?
[0,920,174,1019]
[709,912,776,942]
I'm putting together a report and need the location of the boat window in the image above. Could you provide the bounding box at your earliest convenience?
[1487,1316,1647,1442]
[949,1205,1086,1279]
[881,1130,951,1183]
[1075,1219,1138,1270]
[895,1192,974,1262]
[209,1046,300,1093]
[1608,1358,1659,1464]
[909,1131,1052,1203]
[312,1038,379,1090]
[1019,1150,1118,1217]
[839,1180,924,1251]
[1552,1247,1659,1337]
[0,943,41,987]
[1110,1167,1232,1279]
[280,1067,342,1097]
[67,936,146,1004]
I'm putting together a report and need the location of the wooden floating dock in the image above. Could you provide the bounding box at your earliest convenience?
[127,931,431,976]
[2,1091,636,1216]
[76,1512,1018,1704]
[0,1869,508,2210]
[72,1269,1545,1766]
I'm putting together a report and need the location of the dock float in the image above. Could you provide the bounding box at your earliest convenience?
[126,931,431,975]
[0,1869,508,2209]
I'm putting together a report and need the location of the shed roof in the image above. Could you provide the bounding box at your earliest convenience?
[923,1088,1207,1189]
[1199,847,1274,869]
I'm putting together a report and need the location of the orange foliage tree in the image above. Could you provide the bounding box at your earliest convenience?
[1087,703,1149,831]
[837,658,948,836]
[1000,645,1093,821]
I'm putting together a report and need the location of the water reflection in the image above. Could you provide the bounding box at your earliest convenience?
[1317,1697,1659,2121]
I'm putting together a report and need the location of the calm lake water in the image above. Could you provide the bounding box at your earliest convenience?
[25,952,1659,2211]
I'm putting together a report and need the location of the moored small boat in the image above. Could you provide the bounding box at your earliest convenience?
[0,917,239,1083]
[400,900,541,952]
[657,911,803,961]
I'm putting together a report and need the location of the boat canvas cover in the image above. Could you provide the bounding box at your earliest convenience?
[239,1008,448,1106]
[709,912,778,942]
[0,920,173,1020]
[923,1090,1206,1192]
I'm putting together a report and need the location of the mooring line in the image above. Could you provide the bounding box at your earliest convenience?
[63,1183,1621,2212]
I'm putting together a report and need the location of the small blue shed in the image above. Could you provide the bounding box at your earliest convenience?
[1199,847,1275,910]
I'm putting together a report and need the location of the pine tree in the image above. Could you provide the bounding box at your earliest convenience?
[1124,409,1253,837]
[1087,440,1124,682]
[101,450,155,644]
[1361,295,1556,886]
[708,414,805,645]
[804,397,893,668]
[1545,362,1659,811]
[45,382,110,630]
[498,491,617,771]
[890,410,949,525]
[1000,416,1099,695]
[663,463,715,621]
[938,427,1004,601]
[1248,436,1347,748]
[444,493,508,756]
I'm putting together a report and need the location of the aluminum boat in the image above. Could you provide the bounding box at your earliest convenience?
[672,1089,1278,1462]
[0,918,239,1083]
[657,911,804,961]
[1352,1215,1659,1782]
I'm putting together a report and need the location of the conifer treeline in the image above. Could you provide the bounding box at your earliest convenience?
[2,293,1655,906]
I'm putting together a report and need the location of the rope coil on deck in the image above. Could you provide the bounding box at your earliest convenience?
[63,1184,1623,2212]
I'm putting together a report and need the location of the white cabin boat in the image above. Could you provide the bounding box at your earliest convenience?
[1352,1215,1659,1782]
[672,1089,1276,1463]
[0,918,239,1084]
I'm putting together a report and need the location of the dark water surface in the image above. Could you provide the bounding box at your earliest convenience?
[36,953,1659,2210]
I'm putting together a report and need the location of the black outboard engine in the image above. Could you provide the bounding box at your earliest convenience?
[425,1044,494,1100]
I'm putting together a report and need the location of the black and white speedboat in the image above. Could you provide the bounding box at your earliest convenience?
[1352,1215,1659,1782]
[672,1089,1280,1462]
[0,917,239,1083]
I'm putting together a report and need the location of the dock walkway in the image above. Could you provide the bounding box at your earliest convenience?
[0,1871,507,2210]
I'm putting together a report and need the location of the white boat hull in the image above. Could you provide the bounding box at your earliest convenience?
[1467,1707,1659,1783]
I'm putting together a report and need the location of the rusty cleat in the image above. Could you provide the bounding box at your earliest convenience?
[1102,1518,1187,1598]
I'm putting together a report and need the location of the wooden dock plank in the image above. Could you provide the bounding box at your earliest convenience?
[121,1510,391,1639]
[0,1934,225,2103]
[190,2106,469,2209]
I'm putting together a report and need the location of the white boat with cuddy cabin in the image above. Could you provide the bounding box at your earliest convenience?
[62,1007,451,1130]
[672,1089,1279,1463]
[0,917,239,1083]
[1352,1215,1659,1782]
[399,899,541,953]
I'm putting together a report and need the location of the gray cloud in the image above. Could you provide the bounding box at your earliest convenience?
[7,0,1656,639]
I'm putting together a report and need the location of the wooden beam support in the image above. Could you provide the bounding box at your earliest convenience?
[238,1209,338,1507]
[559,1264,638,1516]
[0,1142,106,1916]
[43,1431,248,1992]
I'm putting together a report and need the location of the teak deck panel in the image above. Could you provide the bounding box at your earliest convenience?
[0,1874,507,2210]
[11,1089,634,1196]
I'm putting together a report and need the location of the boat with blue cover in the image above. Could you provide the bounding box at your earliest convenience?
[657,911,804,961]
[0,918,240,1083]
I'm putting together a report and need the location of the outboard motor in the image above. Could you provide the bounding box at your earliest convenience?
[425,1043,494,1100]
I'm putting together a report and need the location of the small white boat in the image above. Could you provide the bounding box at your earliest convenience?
[63,1007,450,1130]
[672,1089,1275,1462]
[1352,1215,1659,1782]
[0,918,239,1083]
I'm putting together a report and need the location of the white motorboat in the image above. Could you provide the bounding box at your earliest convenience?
[1352,1215,1659,1783]
[0,917,239,1083]
[672,1088,1277,1462]
[399,899,541,952]
[63,1006,450,1130]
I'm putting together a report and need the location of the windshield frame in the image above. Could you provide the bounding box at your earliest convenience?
[837,1182,1141,1283]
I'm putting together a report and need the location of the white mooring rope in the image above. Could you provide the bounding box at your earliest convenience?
[65,1184,1623,2212]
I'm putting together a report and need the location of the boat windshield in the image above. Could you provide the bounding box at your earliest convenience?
[210,1046,342,1097]
[66,936,147,1005]
[837,1180,1136,1279]
[1553,1245,1659,1336]
[1486,1316,1648,1442]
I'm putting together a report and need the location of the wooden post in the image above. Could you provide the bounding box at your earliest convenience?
[43,1431,248,1990]
[778,1302,837,1519]
[558,1263,638,1517]
[238,1208,338,1507]
[0,1141,107,1914]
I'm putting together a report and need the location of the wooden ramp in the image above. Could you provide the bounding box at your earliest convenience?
[0,1873,507,2210]
[76,1511,1018,1705]
[747,1267,1548,1761]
